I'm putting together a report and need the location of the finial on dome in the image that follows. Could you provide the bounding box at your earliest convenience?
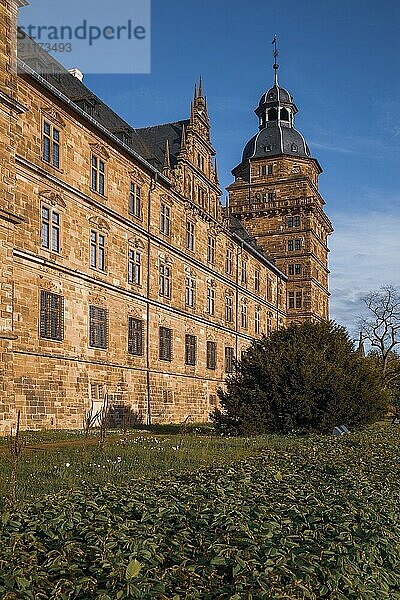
[272,34,279,86]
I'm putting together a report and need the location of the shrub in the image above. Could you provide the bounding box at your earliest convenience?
[211,321,389,435]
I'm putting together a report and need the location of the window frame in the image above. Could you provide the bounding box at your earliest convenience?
[89,305,108,349]
[160,203,171,236]
[40,290,64,341]
[207,340,217,370]
[128,317,143,356]
[159,264,171,298]
[91,154,106,196]
[186,220,195,251]
[41,205,60,253]
[129,182,142,219]
[159,326,172,361]
[42,120,60,169]
[90,230,106,271]
[185,334,197,366]
[128,248,141,285]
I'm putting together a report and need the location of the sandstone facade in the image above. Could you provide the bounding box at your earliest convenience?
[0,1,332,432]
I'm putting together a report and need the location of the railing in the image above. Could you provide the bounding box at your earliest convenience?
[228,195,316,214]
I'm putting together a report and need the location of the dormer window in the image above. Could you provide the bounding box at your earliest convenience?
[265,144,272,152]
[291,143,298,152]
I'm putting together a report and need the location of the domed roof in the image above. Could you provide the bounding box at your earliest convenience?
[257,84,292,108]
[242,124,311,162]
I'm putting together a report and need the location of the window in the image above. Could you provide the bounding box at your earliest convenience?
[90,231,105,271]
[160,203,171,236]
[41,206,60,252]
[185,276,195,307]
[288,216,301,228]
[255,307,261,334]
[128,317,143,355]
[266,277,273,302]
[128,249,141,285]
[207,286,215,316]
[255,270,260,292]
[265,144,272,152]
[291,143,298,152]
[267,312,273,335]
[207,341,217,370]
[225,248,233,275]
[40,291,64,340]
[296,290,303,308]
[288,239,294,252]
[288,291,302,310]
[289,263,302,276]
[89,306,108,349]
[159,264,171,298]
[159,326,172,361]
[129,182,141,218]
[268,192,274,202]
[185,334,197,366]
[261,165,267,176]
[225,295,233,322]
[268,164,273,175]
[280,108,289,121]
[241,303,248,329]
[186,221,194,251]
[288,291,295,309]
[91,155,105,196]
[295,239,301,251]
[241,260,247,284]
[268,107,277,121]
[42,121,60,168]
[225,346,234,373]
[207,237,215,264]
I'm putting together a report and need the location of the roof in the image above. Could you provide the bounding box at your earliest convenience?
[137,120,189,171]
[242,123,311,161]
[17,32,155,164]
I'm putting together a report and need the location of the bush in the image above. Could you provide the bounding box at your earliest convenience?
[211,321,389,435]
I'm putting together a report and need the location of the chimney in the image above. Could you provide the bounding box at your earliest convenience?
[68,68,84,82]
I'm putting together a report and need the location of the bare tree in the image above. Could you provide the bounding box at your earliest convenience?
[360,285,400,385]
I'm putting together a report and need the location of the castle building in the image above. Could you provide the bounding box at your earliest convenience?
[0,1,333,432]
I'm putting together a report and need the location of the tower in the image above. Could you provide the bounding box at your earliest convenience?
[227,43,333,323]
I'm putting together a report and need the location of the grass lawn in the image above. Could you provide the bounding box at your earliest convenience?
[0,425,285,504]
[0,422,399,599]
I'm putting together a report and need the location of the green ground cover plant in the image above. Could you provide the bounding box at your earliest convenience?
[0,422,399,599]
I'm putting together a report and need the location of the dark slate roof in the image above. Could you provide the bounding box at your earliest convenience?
[257,84,293,107]
[242,122,311,162]
[228,216,266,254]
[136,120,189,171]
[17,32,156,164]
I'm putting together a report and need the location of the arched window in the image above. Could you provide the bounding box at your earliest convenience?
[280,108,290,121]
[268,107,278,121]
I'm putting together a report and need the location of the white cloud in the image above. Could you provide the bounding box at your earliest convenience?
[329,210,400,336]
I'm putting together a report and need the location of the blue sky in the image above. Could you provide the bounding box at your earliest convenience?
[21,0,400,335]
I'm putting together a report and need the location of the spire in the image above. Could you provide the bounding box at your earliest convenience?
[190,101,195,124]
[356,332,365,357]
[213,158,219,184]
[180,123,186,150]
[272,34,279,86]
[194,82,198,101]
[163,139,171,174]
[198,76,203,98]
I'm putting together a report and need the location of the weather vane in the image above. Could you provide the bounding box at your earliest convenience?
[272,34,279,85]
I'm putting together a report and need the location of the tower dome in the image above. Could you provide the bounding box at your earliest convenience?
[237,43,312,166]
